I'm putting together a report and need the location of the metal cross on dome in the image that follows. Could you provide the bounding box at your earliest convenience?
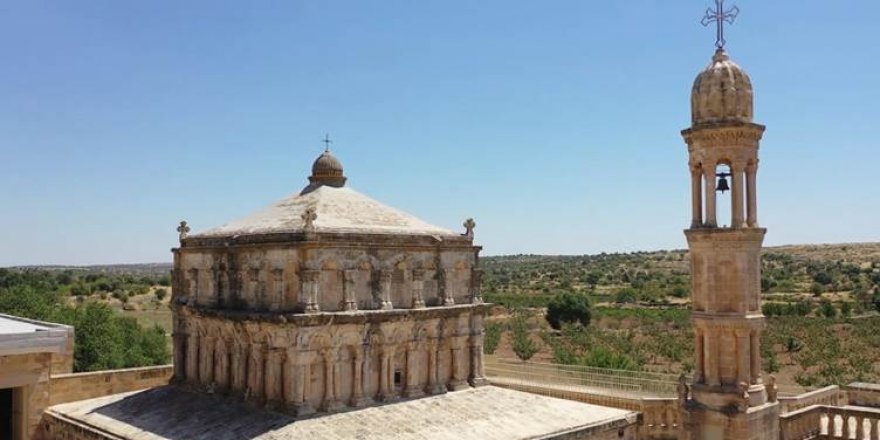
[701,0,740,49]
[322,133,332,152]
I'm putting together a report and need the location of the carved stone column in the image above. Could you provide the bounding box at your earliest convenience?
[411,269,426,309]
[350,349,370,406]
[470,269,484,304]
[691,163,703,227]
[231,342,248,395]
[425,340,444,395]
[217,266,230,306]
[377,269,393,310]
[214,338,229,392]
[377,349,391,401]
[731,161,745,228]
[448,339,468,391]
[704,331,720,387]
[469,334,489,387]
[200,335,215,387]
[247,343,265,402]
[270,269,284,312]
[402,342,424,398]
[319,349,342,411]
[750,330,761,384]
[342,270,358,311]
[295,353,315,416]
[264,348,283,408]
[704,166,717,227]
[301,269,321,313]
[746,162,758,227]
[440,269,455,305]
[735,329,750,387]
[282,349,296,411]
[187,268,199,305]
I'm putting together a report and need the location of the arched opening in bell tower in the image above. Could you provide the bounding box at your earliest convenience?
[714,163,733,228]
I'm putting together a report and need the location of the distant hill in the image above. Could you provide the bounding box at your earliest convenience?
[7,263,173,278]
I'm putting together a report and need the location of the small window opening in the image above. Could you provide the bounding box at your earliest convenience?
[394,370,403,387]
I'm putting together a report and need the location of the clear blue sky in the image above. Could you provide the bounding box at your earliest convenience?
[1,1,878,266]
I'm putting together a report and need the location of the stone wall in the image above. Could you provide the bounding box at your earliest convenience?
[844,382,880,408]
[48,365,173,406]
[173,244,480,313]
[0,352,52,440]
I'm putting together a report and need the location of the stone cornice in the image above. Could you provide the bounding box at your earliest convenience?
[681,122,766,146]
[177,231,477,252]
[181,303,491,326]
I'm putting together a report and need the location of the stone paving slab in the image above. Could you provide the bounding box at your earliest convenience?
[47,386,637,440]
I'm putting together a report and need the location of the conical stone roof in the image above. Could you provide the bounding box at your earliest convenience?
[191,150,457,238]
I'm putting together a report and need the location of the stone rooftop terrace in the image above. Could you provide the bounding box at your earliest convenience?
[45,385,638,440]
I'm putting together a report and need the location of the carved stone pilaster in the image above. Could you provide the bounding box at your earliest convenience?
[301,269,321,313]
[425,340,445,395]
[213,338,230,392]
[402,342,424,398]
[447,339,469,391]
[342,270,358,311]
[270,269,284,312]
[376,269,393,310]
[469,334,489,387]
[411,269,426,309]
[350,349,371,407]
[187,268,199,306]
[470,268,484,304]
[319,349,343,411]
[439,269,455,306]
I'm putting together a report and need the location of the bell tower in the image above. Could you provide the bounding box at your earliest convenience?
[679,2,780,439]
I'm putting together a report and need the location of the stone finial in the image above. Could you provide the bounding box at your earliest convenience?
[767,375,778,403]
[302,208,318,232]
[463,218,476,239]
[177,221,191,241]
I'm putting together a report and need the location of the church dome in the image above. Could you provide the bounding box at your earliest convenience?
[308,150,346,189]
[691,48,753,126]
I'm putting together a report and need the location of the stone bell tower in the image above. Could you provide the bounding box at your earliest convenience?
[679,4,780,439]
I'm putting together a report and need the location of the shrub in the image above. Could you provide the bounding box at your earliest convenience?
[546,291,591,330]
[484,323,502,355]
[154,288,168,301]
[819,301,837,318]
[511,315,539,361]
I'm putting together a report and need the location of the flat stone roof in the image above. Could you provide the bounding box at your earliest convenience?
[0,313,73,355]
[0,315,53,334]
[47,386,637,440]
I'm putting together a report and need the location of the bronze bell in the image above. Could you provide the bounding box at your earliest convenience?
[716,172,731,193]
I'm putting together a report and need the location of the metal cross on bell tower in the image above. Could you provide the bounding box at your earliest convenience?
[701,0,740,49]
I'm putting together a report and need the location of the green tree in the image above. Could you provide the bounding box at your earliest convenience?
[546,291,591,330]
[819,300,837,318]
[511,314,539,361]
[484,323,502,355]
[840,301,853,317]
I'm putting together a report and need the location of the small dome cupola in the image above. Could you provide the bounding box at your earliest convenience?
[690,48,754,126]
[308,134,347,188]
[309,150,346,187]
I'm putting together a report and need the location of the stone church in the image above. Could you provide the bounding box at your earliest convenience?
[170,148,492,413]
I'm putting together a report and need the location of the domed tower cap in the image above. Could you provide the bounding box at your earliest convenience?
[307,149,347,188]
[690,48,754,126]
